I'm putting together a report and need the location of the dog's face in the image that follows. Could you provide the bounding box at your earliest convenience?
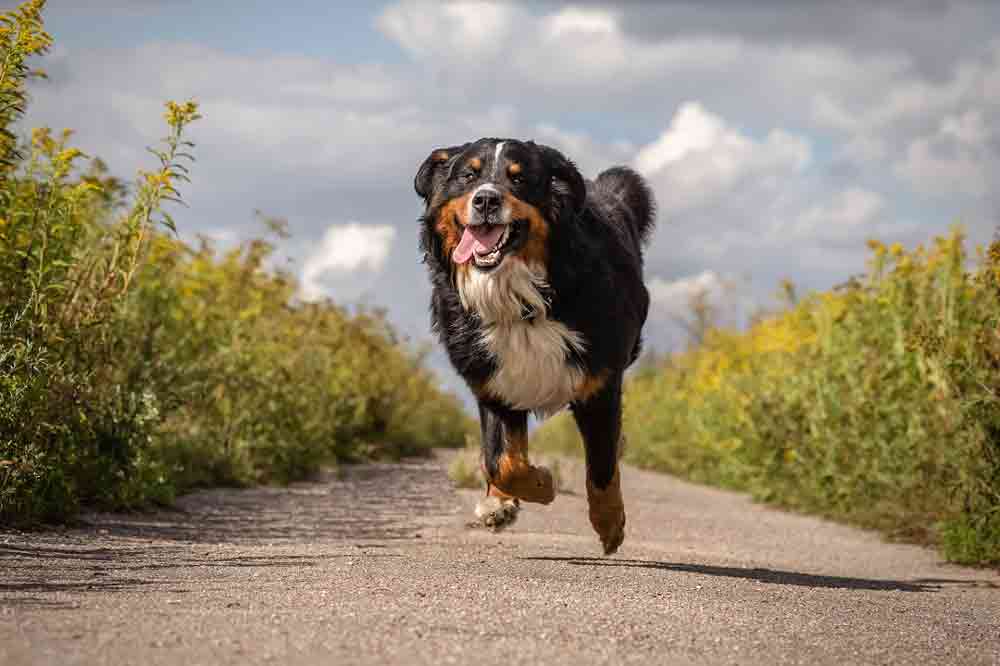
[415,139,586,273]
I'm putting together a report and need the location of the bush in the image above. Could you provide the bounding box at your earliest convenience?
[0,1,474,525]
[447,438,483,489]
[535,230,1000,565]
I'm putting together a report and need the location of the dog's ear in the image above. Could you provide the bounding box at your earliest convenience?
[414,144,468,202]
[536,143,586,217]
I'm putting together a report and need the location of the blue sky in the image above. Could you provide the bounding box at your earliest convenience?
[17,0,1000,400]
[45,2,397,62]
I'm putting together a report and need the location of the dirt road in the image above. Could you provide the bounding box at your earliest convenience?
[2,453,998,665]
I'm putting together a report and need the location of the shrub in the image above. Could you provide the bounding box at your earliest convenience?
[448,439,483,489]
[535,229,1000,565]
[0,1,473,525]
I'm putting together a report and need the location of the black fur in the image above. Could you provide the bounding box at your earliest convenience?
[415,138,655,492]
[572,370,624,489]
[478,402,527,481]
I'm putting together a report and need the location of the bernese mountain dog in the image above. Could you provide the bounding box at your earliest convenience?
[415,138,655,554]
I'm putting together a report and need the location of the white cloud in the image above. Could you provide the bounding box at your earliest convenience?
[545,7,619,39]
[373,1,999,236]
[634,102,811,216]
[941,109,991,145]
[810,38,1000,215]
[647,271,729,317]
[377,1,516,60]
[645,270,754,347]
[299,223,397,302]
[29,0,1000,370]
[813,40,1000,140]
[836,134,888,164]
[786,188,885,241]
[895,133,991,199]
[376,0,748,95]
[893,106,997,199]
[634,102,735,174]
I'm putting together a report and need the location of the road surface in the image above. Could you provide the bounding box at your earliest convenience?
[2,453,998,665]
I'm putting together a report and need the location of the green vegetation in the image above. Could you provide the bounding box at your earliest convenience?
[537,231,1000,565]
[0,1,473,525]
[447,439,483,489]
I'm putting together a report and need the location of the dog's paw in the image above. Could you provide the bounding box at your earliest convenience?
[593,509,625,556]
[474,495,520,532]
[496,464,556,505]
[586,472,626,556]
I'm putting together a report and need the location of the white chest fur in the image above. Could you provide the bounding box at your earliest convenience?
[481,318,586,415]
[457,260,586,416]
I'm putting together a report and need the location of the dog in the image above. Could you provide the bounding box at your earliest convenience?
[414,138,654,554]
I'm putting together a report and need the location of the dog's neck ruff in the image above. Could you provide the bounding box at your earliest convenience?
[456,259,550,327]
[457,260,586,416]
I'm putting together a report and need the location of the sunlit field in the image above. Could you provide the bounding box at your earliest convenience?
[537,231,1000,564]
[2,0,997,568]
[0,1,473,524]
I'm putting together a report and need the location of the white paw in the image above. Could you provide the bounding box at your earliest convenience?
[474,496,520,532]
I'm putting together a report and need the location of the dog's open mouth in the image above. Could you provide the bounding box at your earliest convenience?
[472,223,513,268]
[453,221,524,271]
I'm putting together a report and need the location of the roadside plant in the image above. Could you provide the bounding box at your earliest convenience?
[536,228,1000,565]
[0,0,473,524]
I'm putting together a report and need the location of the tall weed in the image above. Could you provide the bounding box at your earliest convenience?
[0,1,473,524]
[536,230,1000,565]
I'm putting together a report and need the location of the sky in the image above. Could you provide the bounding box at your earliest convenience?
[15,0,1000,401]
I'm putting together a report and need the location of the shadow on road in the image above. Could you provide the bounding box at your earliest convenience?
[0,461,447,607]
[3,460,450,546]
[521,557,998,592]
[0,545,350,598]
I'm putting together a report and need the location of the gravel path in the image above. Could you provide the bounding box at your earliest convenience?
[2,453,998,665]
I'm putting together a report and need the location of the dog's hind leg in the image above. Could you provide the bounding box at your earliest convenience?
[475,401,555,531]
[571,373,626,555]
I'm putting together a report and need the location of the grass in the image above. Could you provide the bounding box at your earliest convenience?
[447,438,483,489]
[448,454,483,489]
[0,1,474,525]
[536,230,1000,566]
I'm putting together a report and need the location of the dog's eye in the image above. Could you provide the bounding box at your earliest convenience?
[462,170,477,182]
[510,174,523,185]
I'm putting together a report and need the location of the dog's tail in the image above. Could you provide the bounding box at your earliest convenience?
[593,166,656,246]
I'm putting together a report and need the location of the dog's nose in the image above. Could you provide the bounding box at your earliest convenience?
[472,189,500,217]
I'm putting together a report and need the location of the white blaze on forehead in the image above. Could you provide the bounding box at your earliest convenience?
[492,141,506,178]
[473,183,499,196]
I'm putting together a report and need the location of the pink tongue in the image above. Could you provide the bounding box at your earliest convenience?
[452,225,505,264]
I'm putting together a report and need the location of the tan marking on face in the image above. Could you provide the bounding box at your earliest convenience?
[432,150,450,162]
[504,193,549,265]
[436,192,472,258]
[469,157,482,171]
[508,162,522,176]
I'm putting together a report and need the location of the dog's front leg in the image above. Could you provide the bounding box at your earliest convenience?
[474,401,555,531]
[571,373,626,555]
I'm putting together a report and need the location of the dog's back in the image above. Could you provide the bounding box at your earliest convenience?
[546,165,654,369]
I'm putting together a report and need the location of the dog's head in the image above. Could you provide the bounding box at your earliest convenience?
[415,138,586,274]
